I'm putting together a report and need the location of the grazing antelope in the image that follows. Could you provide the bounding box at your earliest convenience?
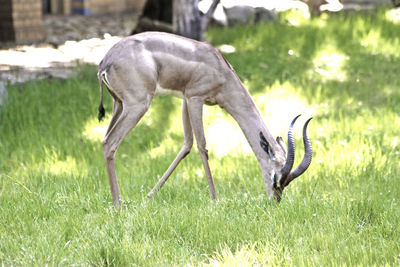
[97,32,312,207]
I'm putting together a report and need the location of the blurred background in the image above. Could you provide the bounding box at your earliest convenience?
[0,0,398,87]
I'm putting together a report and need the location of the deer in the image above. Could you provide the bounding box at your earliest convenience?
[97,31,313,208]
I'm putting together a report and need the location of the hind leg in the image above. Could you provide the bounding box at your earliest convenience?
[102,99,151,208]
[105,99,122,136]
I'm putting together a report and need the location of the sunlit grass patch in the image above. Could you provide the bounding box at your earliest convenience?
[43,149,80,176]
[359,28,400,57]
[385,8,400,24]
[82,115,110,142]
[205,242,285,266]
[310,46,349,82]
[148,134,183,159]
[254,81,315,136]
[206,114,251,158]
[279,6,310,26]
[203,105,252,158]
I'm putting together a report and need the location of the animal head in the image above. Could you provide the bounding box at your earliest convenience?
[259,115,313,201]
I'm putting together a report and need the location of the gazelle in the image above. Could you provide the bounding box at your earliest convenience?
[97,32,313,208]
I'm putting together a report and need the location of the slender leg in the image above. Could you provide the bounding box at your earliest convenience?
[105,99,122,136]
[186,97,217,200]
[147,99,194,198]
[102,101,150,208]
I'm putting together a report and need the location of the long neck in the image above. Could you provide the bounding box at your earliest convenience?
[220,80,285,175]
[223,87,281,158]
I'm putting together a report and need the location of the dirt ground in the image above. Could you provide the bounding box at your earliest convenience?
[0,11,138,85]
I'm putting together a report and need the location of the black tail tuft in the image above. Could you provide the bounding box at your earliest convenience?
[97,70,106,121]
[98,103,105,121]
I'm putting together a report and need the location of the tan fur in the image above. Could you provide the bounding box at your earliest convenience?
[98,32,289,207]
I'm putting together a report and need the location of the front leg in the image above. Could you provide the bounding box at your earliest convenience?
[147,99,194,198]
[186,97,218,200]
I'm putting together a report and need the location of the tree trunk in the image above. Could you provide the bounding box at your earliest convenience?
[173,0,219,41]
[132,0,173,35]
[133,0,219,41]
[173,0,202,40]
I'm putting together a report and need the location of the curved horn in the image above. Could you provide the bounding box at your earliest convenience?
[284,118,313,187]
[280,114,301,178]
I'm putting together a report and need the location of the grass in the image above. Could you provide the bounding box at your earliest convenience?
[1,9,400,266]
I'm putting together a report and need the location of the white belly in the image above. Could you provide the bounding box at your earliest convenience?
[155,84,184,99]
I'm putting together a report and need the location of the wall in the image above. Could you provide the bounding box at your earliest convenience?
[0,0,45,43]
[0,0,145,44]
[71,0,146,15]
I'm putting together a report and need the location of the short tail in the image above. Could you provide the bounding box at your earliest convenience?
[97,71,105,121]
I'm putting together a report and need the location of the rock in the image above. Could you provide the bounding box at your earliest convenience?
[224,5,255,26]
[223,5,276,26]
[199,1,277,27]
[0,81,8,108]
[255,7,276,23]
[338,0,392,10]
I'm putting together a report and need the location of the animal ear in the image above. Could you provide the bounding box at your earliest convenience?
[276,136,287,155]
[260,132,275,160]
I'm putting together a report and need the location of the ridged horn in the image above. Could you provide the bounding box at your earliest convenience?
[280,114,301,178]
[284,118,313,187]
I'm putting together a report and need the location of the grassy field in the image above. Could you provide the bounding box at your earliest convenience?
[1,9,400,266]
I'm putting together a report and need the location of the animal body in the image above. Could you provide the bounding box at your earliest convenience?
[97,32,312,207]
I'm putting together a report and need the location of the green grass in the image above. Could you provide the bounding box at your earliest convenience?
[1,9,400,266]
